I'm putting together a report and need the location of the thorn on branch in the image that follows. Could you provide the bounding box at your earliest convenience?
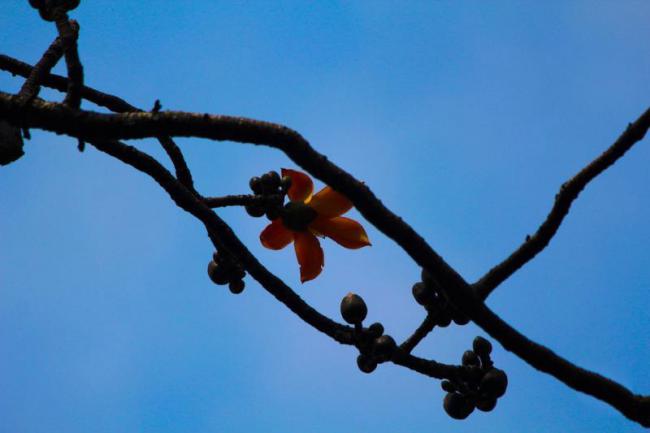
[151,99,162,113]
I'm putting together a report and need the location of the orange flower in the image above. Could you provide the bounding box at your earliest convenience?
[260,168,371,282]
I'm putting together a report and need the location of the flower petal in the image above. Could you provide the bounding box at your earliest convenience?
[293,231,324,283]
[260,219,294,250]
[308,186,353,217]
[282,168,313,203]
[311,216,371,249]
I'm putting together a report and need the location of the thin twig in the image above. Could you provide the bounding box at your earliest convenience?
[474,109,650,299]
[54,15,83,108]
[399,314,437,354]
[203,194,261,208]
[15,38,66,104]
[0,55,194,188]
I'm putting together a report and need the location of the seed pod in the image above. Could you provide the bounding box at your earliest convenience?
[443,393,475,420]
[480,368,508,398]
[412,282,436,306]
[340,293,367,325]
[462,350,480,367]
[356,354,377,374]
[472,336,493,358]
[373,335,397,362]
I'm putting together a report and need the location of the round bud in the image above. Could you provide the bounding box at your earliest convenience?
[451,305,470,325]
[340,293,367,325]
[472,336,493,358]
[29,0,44,8]
[462,350,480,367]
[412,282,436,306]
[443,393,475,420]
[373,335,397,362]
[265,208,280,221]
[207,261,229,285]
[441,380,457,393]
[228,279,245,294]
[356,354,377,374]
[245,203,265,218]
[0,120,24,166]
[476,396,497,412]
[249,176,263,194]
[263,171,281,188]
[367,322,384,338]
[465,365,483,383]
[231,265,246,281]
[480,368,508,398]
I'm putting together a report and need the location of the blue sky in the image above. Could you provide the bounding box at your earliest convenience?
[1,2,649,432]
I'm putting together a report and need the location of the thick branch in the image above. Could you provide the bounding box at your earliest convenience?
[451,290,650,426]
[88,138,460,382]
[475,108,650,299]
[0,54,194,188]
[87,138,353,345]
[2,92,649,426]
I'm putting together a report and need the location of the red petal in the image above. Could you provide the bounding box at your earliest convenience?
[293,231,324,282]
[260,219,294,250]
[310,216,371,249]
[308,186,353,217]
[282,168,313,203]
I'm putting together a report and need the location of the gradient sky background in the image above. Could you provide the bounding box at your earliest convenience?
[1,2,649,432]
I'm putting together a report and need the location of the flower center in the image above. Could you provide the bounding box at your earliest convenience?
[281,201,318,232]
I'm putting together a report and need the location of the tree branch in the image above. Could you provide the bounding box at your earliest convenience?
[1,87,648,426]
[399,313,437,354]
[474,107,650,299]
[54,15,83,109]
[15,38,66,104]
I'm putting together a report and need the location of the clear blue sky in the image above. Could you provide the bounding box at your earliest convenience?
[1,2,649,432]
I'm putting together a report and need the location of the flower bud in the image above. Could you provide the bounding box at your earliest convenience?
[441,380,457,393]
[228,279,245,294]
[462,350,480,367]
[472,336,493,358]
[476,396,497,412]
[412,282,436,306]
[443,393,475,420]
[356,354,377,374]
[249,176,263,194]
[245,204,265,218]
[340,293,367,325]
[207,261,229,285]
[373,335,397,362]
[367,322,384,338]
[480,368,508,398]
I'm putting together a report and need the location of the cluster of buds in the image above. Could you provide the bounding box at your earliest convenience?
[207,250,246,294]
[441,336,508,419]
[411,269,469,326]
[246,171,291,220]
[340,293,397,374]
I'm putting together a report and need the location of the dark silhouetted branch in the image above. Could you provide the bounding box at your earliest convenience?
[474,107,650,299]
[399,314,437,354]
[54,16,83,109]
